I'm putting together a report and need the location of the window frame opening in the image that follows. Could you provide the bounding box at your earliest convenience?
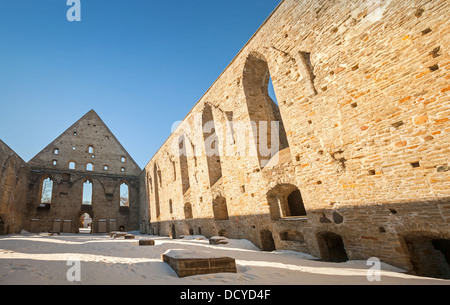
[82,179,93,206]
[119,182,130,207]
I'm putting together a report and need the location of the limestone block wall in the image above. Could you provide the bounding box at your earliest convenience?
[140,0,450,274]
[25,170,140,233]
[25,110,142,233]
[0,140,31,234]
[28,110,141,177]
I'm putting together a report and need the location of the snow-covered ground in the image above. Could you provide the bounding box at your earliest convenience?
[0,232,448,285]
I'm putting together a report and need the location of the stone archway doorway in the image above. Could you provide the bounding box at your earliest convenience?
[317,232,348,263]
[79,213,92,234]
[404,235,450,279]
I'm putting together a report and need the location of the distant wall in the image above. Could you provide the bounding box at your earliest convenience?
[0,140,31,234]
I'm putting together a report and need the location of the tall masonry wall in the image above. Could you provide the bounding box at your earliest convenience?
[139,0,450,273]
[0,140,31,234]
[26,110,141,234]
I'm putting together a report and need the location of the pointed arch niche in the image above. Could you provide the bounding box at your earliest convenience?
[243,52,289,168]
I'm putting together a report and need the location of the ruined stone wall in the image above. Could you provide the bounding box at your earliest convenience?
[26,110,141,233]
[0,140,31,234]
[25,170,140,234]
[140,0,450,274]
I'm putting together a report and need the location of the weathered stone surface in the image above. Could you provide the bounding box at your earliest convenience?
[112,232,128,239]
[0,140,30,234]
[139,0,450,275]
[138,239,155,246]
[24,110,141,234]
[162,250,237,278]
[0,0,449,279]
[209,237,228,245]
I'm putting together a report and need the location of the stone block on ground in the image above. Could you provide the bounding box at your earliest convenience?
[209,237,229,245]
[139,239,155,246]
[112,232,128,239]
[162,249,237,278]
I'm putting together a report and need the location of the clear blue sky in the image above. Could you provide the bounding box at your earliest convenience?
[0,0,280,169]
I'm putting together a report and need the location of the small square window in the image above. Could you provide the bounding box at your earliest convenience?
[54,149,59,155]
[104,165,109,171]
[53,160,57,166]
[121,157,126,163]
[69,162,76,170]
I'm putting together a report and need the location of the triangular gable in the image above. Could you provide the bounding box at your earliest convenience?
[28,110,141,176]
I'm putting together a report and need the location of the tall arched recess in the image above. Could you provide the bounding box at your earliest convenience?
[178,135,191,194]
[243,52,289,168]
[202,104,223,186]
[153,165,160,219]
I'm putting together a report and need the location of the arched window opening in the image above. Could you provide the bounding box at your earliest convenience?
[147,172,153,194]
[69,162,76,170]
[213,196,229,221]
[178,135,191,194]
[88,146,94,154]
[287,189,307,217]
[153,165,160,219]
[268,75,278,105]
[243,52,289,168]
[202,104,223,186]
[39,177,53,208]
[120,183,129,207]
[86,163,94,171]
[184,203,193,220]
[82,180,93,206]
[267,184,307,220]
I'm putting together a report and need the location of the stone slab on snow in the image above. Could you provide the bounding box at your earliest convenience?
[162,249,237,278]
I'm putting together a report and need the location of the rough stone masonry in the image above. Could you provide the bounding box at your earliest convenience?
[0,0,449,279]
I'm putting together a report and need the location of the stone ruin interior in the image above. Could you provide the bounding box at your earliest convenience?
[0,0,449,280]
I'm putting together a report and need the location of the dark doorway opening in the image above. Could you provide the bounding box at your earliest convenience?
[318,232,348,262]
[260,230,276,251]
[78,213,92,234]
[405,236,450,279]
[0,217,5,235]
[171,224,177,239]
